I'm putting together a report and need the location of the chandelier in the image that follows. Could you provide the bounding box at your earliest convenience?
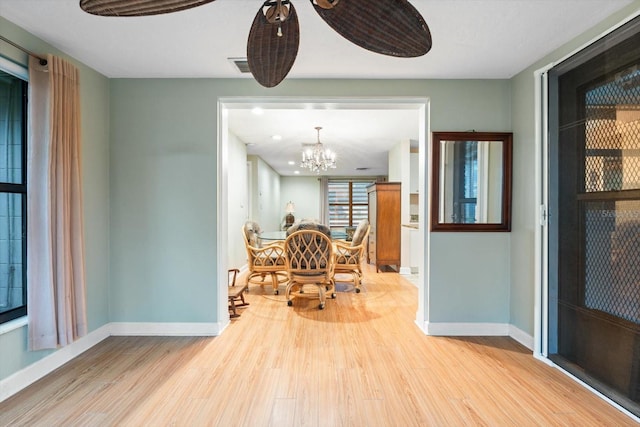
[300,127,336,174]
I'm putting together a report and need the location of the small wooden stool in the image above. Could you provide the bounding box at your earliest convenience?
[228,269,249,318]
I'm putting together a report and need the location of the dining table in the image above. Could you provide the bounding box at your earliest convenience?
[259,230,348,242]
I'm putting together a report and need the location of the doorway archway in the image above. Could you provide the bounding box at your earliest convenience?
[216,97,430,327]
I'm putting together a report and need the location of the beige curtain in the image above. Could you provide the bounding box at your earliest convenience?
[27,55,87,350]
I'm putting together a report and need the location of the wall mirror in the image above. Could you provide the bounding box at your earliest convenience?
[431,131,512,232]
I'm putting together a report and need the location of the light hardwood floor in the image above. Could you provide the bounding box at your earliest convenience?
[1,265,637,426]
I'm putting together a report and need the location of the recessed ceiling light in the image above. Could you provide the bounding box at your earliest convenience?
[251,107,263,115]
[294,171,300,175]
[288,161,295,165]
[272,134,282,140]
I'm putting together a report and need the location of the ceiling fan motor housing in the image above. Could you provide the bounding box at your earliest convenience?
[264,0,291,25]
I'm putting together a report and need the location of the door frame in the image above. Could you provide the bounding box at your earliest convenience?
[216,96,430,328]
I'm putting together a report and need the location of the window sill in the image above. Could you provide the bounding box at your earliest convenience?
[0,316,28,335]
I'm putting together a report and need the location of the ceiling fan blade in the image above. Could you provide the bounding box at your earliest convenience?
[247,2,300,88]
[79,0,215,17]
[310,0,432,57]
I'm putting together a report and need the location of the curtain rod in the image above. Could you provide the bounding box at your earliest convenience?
[0,35,48,66]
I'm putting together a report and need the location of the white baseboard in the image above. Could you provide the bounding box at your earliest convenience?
[415,319,428,334]
[0,324,110,403]
[425,322,509,336]
[109,322,221,336]
[508,324,534,350]
[417,321,535,351]
[399,267,412,275]
[0,321,222,403]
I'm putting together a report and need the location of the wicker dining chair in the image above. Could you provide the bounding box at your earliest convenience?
[242,221,288,295]
[333,219,370,293]
[284,228,336,310]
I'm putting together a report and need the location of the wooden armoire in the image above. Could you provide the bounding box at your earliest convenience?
[367,182,401,272]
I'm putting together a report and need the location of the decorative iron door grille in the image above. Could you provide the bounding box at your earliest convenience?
[549,16,640,416]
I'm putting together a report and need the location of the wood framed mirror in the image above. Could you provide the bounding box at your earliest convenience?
[431,131,512,232]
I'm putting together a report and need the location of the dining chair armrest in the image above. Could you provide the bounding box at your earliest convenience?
[334,240,350,249]
[247,242,286,265]
[334,240,362,253]
[256,243,285,257]
[247,240,283,252]
[334,240,364,265]
[262,241,285,250]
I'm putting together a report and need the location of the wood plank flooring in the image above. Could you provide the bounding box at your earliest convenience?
[1,265,637,426]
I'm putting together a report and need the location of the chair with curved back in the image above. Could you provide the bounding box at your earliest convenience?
[333,219,370,293]
[242,221,288,295]
[284,226,336,310]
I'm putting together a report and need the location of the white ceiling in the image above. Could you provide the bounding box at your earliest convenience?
[0,0,634,176]
[226,101,423,177]
[0,0,632,79]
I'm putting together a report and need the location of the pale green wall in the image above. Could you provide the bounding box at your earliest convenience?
[227,132,249,270]
[430,233,510,322]
[281,176,320,224]
[109,79,217,322]
[426,81,512,324]
[426,81,511,326]
[247,155,260,222]
[109,78,511,323]
[509,2,640,336]
[0,17,110,380]
[246,155,281,230]
[255,157,282,231]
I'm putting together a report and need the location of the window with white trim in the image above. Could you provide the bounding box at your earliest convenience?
[0,62,27,324]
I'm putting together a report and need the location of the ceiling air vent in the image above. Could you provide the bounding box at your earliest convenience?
[228,57,250,74]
